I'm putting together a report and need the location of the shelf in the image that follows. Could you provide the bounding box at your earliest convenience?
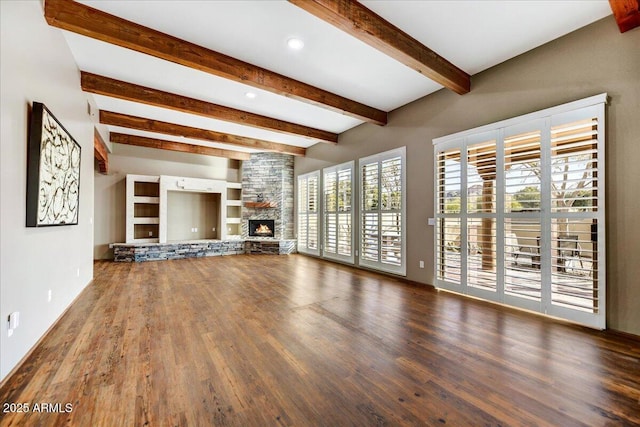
[134,196,159,204]
[133,217,160,225]
[244,201,278,208]
[133,223,159,240]
[134,181,160,197]
[226,223,241,237]
[226,217,242,224]
[134,202,159,218]
[227,187,242,202]
[227,200,242,206]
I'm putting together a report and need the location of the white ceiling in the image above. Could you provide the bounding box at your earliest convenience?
[63,0,612,155]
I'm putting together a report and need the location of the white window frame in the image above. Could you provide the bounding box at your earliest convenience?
[322,161,355,264]
[433,94,607,329]
[358,147,407,276]
[297,170,320,256]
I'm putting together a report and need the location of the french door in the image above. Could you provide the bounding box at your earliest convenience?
[434,95,606,329]
[297,171,320,256]
[323,162,354,263]
[359,148,406,276]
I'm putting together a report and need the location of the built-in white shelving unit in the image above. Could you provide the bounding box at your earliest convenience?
[126,174,160,243]
[126,174,241,243]
[226,182,242,238]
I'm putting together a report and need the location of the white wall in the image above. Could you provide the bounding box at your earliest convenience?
[167,192,220,241]
[0,1,95,381]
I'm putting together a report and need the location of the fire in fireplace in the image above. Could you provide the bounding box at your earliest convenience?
[248,219,275,238]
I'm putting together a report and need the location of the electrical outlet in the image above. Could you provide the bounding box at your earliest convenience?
[149,231,153,237]
[419,260,425,269]
[8,312,19,329]
[48,289,52,302]
[76,268,80,277]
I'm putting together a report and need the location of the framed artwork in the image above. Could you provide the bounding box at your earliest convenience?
[26,102,81,227]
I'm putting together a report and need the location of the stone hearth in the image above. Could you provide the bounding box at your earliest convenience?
[113,239,296,262]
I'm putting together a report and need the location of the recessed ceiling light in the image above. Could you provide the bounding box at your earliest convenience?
[287,38,304,50]
[245,92,257,99]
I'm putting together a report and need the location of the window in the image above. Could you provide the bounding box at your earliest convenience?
[297,171,319,255]
[433,94,606,329]
[323,162,354,263]
[359,147,406,275]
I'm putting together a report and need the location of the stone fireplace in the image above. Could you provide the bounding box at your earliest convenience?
[241,153,294,240]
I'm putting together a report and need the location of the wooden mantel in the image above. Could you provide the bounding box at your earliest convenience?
[244,201,278,208]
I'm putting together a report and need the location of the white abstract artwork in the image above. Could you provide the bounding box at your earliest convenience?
[27,102,81,226]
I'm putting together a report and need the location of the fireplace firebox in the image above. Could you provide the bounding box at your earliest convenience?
[248,219,275,238]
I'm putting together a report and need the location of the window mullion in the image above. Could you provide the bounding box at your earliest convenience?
[460,138,468,292]
[540,118,553,313]
[496,128,505,298]
[377,160,382,263]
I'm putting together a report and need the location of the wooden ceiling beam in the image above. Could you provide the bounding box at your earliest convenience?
[82,72,335,145]
[609,0,640,33]
[100,110,306,157]
[289,0,470,95]
[94,128,109,173]
[110,133,251,160]
[44,0,387,125]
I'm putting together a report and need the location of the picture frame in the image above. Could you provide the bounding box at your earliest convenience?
[26,102,81,227]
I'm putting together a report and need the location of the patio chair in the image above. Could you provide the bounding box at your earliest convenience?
[513,236,540,269]
[557,234,583,273]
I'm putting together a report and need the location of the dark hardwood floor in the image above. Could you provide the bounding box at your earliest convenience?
[1,255,639,426]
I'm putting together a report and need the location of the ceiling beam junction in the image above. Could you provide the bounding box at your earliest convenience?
[94,128,109,173]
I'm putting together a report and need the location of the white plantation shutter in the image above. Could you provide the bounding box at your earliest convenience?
[548,111,603,321]
[436,147,462,284]
[337,168,353,257]
[502,122,545,311]
[323,162,354,263]
[466,136,498,297]
[308,174,319,251]
[504,129,542,213]
[361,161,379,262]
[434,94,606,329]
[297,171,320,255]
[359,148,406,275]
[324,170,337,254]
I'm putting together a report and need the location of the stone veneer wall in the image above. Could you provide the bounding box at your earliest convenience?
[241,153,294,239]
